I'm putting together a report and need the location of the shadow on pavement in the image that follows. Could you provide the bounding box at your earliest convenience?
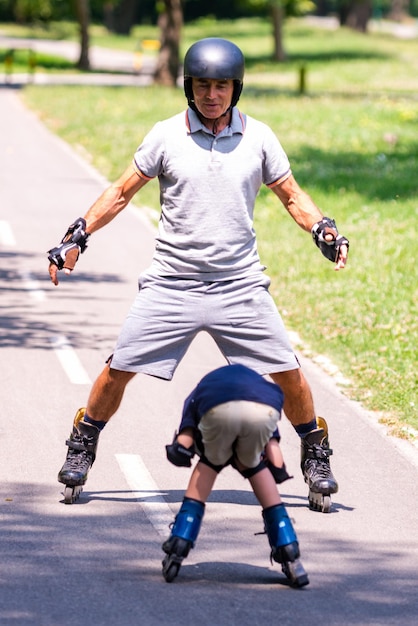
[1,481,416,626]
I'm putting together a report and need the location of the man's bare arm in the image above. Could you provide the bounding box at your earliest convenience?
[84,164,148,233]
[270,174,323,231]
[48,164,149,285]
[270,174,349,270]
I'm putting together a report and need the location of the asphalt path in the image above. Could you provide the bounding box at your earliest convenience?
[1,87,418,626]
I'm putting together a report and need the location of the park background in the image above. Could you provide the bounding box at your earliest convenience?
[1,0,417,437]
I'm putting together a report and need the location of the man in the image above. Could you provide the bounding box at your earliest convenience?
[48,38,349,510]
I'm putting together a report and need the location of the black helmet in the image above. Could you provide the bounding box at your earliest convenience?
[184,38,244,111]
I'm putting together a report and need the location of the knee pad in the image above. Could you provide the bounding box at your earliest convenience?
[265,459,293,484]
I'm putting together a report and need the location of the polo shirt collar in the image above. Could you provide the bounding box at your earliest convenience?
[186,107,245,136]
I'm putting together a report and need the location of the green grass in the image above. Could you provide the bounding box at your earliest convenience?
[16,18,418,435]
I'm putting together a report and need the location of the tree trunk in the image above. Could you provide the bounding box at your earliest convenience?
[387,0,410,21]
[153,0,183,86]
[74,0,90,70]
[271,1,286,62]
[341,0,373,32]
[103,2,114,31]
[110,0,138,35]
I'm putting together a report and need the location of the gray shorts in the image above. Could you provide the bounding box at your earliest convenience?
[199,400,281,468]
[110,272,299,379]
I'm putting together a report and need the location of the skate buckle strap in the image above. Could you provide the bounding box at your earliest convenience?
[307,443,333,460]
[65,435,96,453]
[65,438,86,451]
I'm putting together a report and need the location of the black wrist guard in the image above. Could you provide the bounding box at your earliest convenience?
[311,217,349,263]
[165,432,195,467]
[48,217,90,270]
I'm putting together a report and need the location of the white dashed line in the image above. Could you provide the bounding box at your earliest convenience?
[116,453,173,537]
[0,220,16,246]
[0,219,89,385]
[51,335,92,384]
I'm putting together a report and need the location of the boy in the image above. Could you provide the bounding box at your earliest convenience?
[162,364,309,587]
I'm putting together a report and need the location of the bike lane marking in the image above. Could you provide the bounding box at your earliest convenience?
[0,220,91,384]
[115,453,173,537]
[0,219,16,246]
[50,335,92,385]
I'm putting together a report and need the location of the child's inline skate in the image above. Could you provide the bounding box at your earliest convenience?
[162,497,205,582]
[263,503,309,587]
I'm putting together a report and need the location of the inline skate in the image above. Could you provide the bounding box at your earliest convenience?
[301,416,338,513]
[58,408,100,504]
[263,503,309,588]
[162,497,205,582]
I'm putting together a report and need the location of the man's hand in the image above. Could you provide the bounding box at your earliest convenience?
[47,218,90,285]
[334,242,348,270]
[311,217,349,270]
[48,260,76,285]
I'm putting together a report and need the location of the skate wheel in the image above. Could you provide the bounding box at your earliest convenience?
[162,555,181,583]
[308,492,332,513]
[163,562,180,583]
[63,485,83,504]
[283,559,309,588]
[321,495,331,513]
[64,486,74,504]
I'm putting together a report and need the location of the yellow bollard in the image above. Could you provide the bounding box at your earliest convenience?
[142,39,160,52]
[133,39,160,72]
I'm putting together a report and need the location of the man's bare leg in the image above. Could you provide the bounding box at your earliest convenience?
[269,368,315,426]
[270,367,338,512]
[58,364,135,501]
[86,363,136,422]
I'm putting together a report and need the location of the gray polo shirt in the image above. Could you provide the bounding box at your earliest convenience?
[133,107,291,280]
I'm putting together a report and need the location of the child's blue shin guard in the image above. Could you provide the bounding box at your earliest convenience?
[162,497,205,558]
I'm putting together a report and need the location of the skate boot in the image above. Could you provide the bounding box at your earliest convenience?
[301,417,338,513]
[58,408,100,504]
[263,503,309,588]
[162,497,205,582]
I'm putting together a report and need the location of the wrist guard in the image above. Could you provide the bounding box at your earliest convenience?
[311,217,349,263]
[165,432,195,467]
[48,217,90,271]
